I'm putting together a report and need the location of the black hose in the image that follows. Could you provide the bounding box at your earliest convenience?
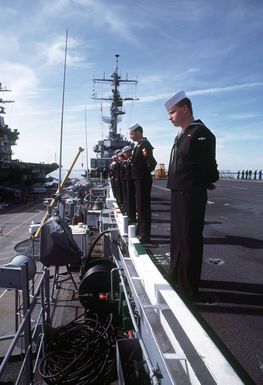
[38,311,121,385]
[80,229,113,279]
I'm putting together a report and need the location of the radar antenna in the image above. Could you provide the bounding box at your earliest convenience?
[92,54,139,140]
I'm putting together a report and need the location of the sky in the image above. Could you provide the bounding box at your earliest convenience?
[0,0,263,177]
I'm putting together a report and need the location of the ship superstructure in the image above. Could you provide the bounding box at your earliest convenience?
[91,54,138,174]
[0,83,58,203]
[0,83,18,163]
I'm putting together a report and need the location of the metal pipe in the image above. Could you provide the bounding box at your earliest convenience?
[58,29,68,193]
[85,105,89,179]
[21,263,33,384]
[0,269,49,378]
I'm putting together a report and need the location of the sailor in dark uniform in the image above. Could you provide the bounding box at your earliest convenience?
[122,145,136,224]
[128,123,156,243]
[109,150,122,205]
[164,91,219,299]
[109,154,118,200]
[117,150,126,209]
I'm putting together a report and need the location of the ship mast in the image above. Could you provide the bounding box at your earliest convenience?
[0,83,14,115]
[0,83,18,163]
[92,54,138,141]
[90,55,138,176]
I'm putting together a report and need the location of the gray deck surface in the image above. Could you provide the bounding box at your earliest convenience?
[146,178,263,385]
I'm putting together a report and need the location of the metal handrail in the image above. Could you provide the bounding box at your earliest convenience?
[0,267,50,384]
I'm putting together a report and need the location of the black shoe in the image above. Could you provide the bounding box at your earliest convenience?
[189,293,204,302]
[138,236,151,244]
[167,278,178,290]
[190,292,218,304]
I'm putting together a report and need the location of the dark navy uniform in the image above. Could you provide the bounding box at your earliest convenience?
[118,158,126,210]
[109,159,118,200]
[115,161,123,207]
[167,120,219,297]
[131,138,154,241]
[123,158,136,223]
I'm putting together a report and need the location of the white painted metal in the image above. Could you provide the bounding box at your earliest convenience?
[125,233,245,385]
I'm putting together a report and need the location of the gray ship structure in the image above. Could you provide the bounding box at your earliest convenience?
[0,83,58,204]
[90,54,138,176]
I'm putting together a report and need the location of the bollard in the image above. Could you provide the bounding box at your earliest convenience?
[122,215,128,236]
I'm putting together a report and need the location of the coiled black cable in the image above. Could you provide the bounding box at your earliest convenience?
[80,229,113,279]
[38,311,119,385]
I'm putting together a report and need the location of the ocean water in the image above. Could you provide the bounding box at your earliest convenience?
[48,169,87,181]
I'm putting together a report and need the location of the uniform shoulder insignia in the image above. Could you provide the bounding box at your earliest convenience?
[198,136,206,141]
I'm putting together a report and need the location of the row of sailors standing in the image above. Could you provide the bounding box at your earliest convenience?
[111,89,219,301]
[109,145,136,224]
[109,123,156,243]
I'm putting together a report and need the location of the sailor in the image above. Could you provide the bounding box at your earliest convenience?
[128,123,156,243]
[164,90,219,299]
[117,150,126,211]
[111,149,122,206]
[122,145,136,224]
[109,154,118,200]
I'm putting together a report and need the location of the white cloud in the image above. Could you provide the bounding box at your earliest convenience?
[189,83,263,96]
[73,0,140,44]
[140,74,164,87]
[0,6,19,19]
[219,130,262,142]
[0,35,19,56]
[226,113,261,120]
[136,82,263,106]
[38,34,86,67]
[41,0,71,15]
[0,62,38,99]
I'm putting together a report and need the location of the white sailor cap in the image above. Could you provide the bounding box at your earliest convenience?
[122,145,132,152]
[114,149,122,155]
[164,90,187,112]
[128,123,140,132]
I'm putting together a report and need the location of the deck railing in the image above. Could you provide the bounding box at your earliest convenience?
[0,264,50,384]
